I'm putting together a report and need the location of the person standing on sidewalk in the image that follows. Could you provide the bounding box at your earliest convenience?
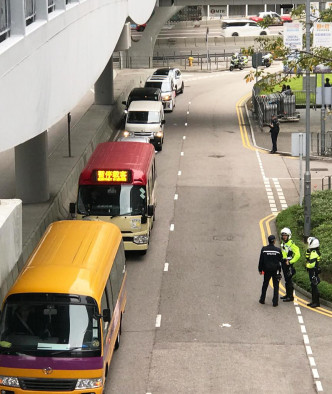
[258,235,283,307]
[280,227,300,302]
[306,237,321,308]
[268,115,279,154]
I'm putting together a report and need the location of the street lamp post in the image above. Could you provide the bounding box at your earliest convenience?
[304,0,311,240]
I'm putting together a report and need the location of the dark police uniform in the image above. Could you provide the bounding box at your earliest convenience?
[258,235,282,306]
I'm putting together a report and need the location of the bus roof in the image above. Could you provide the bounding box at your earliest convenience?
[79,141,155,186]
[6,221,122,304]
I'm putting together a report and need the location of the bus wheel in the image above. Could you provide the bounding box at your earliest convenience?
[114,331,120,350]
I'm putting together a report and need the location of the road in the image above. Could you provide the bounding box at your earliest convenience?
[107,71,332,393]
[132,23,283,58]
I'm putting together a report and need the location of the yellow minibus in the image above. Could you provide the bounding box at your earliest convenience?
[0,220,126,394]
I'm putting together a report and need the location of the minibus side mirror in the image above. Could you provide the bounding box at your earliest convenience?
[103,309,111,322]
[161,119,166,125]
[69,203,76,218]
[147,204,154,217]
[141,207,147,224]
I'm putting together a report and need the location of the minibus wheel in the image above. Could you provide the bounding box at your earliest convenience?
[114,332,120,350]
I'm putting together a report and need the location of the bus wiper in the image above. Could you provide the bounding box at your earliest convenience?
[82,207,91,218]
[50,346,89,356]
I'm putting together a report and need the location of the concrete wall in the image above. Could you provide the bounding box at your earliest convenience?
[0,200,22,300]
[0,0,156,153]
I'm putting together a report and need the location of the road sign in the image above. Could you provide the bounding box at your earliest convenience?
[283,23,303,50]
[252,53,262,68]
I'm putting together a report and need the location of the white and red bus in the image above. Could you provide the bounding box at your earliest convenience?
[70,142,156,254]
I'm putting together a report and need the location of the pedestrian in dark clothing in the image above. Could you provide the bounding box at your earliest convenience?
[268,115,279,153]
[286,85,292,95]
[324,78,331,87]
[258,235,283,307]
[281,84,287,92]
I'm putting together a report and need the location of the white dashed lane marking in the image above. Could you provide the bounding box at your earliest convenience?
[255,149,323,391]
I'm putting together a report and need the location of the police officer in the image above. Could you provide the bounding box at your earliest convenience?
[280,227,300,302]
[268,115,280,154]
[258,235,283,307]
[306,237,321,308]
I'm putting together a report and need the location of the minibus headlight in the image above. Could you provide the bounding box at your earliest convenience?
[75,378,103,389]
[123,131,131,137]
[163,95,171,101]
[0,376,20,387]
[133,235,149,244]
[154,131,163,138]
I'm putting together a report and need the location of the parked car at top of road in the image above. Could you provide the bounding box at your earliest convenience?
[130,23,147,32]
[122,87,162,111]
[221,20,269,37]
[145,76,176,112]
[153,68,184,95]
[249,11,292,25]
[124,100,165,151]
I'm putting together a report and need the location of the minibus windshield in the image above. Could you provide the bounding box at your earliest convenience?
[77,185,147,217]
[127,110,160,124]
[0,296,101,357]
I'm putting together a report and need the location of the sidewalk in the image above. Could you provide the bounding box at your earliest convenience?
[247,105,332,191]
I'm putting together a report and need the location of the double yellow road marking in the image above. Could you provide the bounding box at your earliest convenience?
[236,93,255,150]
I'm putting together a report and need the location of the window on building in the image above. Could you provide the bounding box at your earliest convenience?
[48,0,55,13]
[0,0,10,43]
[25,0,36,26]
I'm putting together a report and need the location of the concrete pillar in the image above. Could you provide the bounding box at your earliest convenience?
[10,0,25,35]
[15,131,49,203]
[128,6,184,68]
[94,56,114,105]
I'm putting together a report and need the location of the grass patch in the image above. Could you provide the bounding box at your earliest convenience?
[276,190,332,303]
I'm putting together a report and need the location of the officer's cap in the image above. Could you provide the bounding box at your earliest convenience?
[268,235,276,243]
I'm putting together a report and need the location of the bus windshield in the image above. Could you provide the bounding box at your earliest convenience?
[77,185,147,216]
[0,295,101,357]
[127,110,160,124]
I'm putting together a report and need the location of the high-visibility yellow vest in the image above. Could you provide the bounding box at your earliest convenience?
[305,249,321,269]
[281,239,300,264]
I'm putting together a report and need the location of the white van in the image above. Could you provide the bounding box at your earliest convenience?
[124,101,165,151]
[221,19,269,37]
[145,76,176,112]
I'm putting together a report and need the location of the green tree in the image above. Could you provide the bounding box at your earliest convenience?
[243,5,332,90]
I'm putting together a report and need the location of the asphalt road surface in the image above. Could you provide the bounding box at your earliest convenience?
[106,70,332,393]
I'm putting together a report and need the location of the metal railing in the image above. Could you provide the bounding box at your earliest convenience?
[322,176,332,190]
[25,0,36,26]
[113,51,242,71]
[48,0,55,13]
[0,0,10,43]
[310,131,332,156]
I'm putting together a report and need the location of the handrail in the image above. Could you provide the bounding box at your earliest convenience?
[322,175,332,190]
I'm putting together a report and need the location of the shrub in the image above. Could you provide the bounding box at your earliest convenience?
[276,190,332,303]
